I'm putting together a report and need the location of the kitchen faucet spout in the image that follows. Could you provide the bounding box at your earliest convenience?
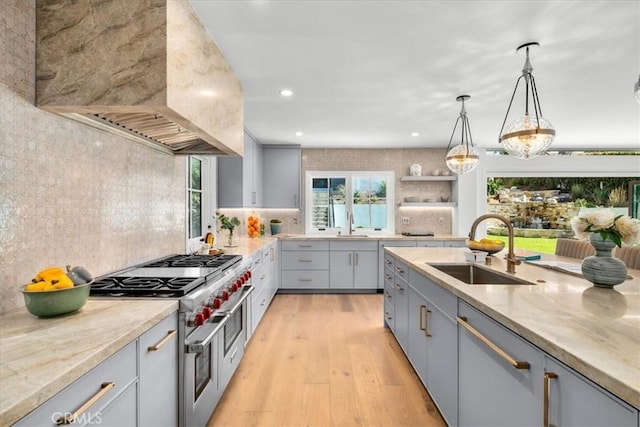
[469,214,520,274]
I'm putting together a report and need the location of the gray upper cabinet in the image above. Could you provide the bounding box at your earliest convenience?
[218,130,262,208]
[263,145,301,208]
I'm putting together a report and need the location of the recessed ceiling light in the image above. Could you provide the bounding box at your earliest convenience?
[295,131,303,136]
[279,89,294,97]
[411,132,420,137]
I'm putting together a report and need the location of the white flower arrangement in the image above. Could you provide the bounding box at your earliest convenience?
[571,209,640,248]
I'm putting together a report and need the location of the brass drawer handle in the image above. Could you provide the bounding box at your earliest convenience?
[385,259,392,265]
[544,372,558,427]
[425,308,432,337]
[299,278,312,282]
[56,382,115,424]
[298,258,312,263]
[148,329,177,352]
[457,316,530,370]
[419,305,427,331]
[395,267,404,274]
[395,283,403,292]
[298,244,313,248]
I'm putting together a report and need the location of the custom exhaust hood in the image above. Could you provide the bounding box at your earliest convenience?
[35,0,243,156]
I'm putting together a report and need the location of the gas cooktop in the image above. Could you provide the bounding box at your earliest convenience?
[90,254,242,298]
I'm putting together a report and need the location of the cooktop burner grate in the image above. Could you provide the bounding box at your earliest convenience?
[142,254,241,269]
[90,276,204,297]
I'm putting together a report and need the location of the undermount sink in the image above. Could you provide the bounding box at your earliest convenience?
[427,263,534,285]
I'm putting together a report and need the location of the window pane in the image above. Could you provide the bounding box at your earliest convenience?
[190,157,201,190]
[330,178,347,228]
[353,177,387,229]
[190,191,202,238]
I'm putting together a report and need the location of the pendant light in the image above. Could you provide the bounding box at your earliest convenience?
[635,74,640,104]
[499,42,555,158]
[445,95,479,175]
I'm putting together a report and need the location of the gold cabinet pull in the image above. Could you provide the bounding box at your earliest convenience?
[298,258,312,263]
[148,329,177,352]
[56,382,115,424]
[457,316,530,370]
[544,372,558,427]
[425,308,432,337]
[419,305,427,331]
[384,259,393,265]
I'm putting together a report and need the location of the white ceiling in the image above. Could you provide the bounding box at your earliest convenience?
[191,0,640,151]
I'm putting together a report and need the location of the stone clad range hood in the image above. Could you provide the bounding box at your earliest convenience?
[36,0,243,156]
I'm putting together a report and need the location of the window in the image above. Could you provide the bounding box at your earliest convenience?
[188,156,202,239]
[306,171,394,235]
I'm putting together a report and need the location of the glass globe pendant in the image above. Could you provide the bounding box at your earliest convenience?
[499,42,555,159]
[445,95,479,175]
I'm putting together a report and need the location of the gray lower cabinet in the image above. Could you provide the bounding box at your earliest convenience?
[378,240,416,288]
[544,356,638,427]
[280,240,330,289]
[409,269,458,427]
[139,312,178,427]
[14,341,138,427]
[329,241,378,289]
[392,259,410,351]
[458,300,544,427]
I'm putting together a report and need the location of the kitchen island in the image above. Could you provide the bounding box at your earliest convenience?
[385,246,639,421]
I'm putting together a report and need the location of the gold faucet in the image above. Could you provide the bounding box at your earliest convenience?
[468,214,520,274]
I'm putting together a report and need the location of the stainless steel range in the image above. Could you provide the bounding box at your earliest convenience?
[91,254,253,426]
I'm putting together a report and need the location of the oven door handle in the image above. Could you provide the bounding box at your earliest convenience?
[224,285,255,315]
[185,314,229,354]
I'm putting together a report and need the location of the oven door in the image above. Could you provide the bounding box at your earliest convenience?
[183,314,227,427]
[220,285,253,389]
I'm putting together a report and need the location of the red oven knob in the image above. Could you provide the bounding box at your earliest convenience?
[213,297,222,309]
[202,307,212,319]
[194,312,205,326]
[244,271,251,280]
[239,277,246,285]
[222,289,230,301]
[237,279,244,287]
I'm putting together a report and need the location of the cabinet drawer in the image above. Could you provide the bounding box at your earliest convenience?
[383,268,394,287]
[384,299,394,327]
[15,341,137,426]
[383,252,395,269]
[330,240,378,251]
[219,333,245,391]
[281,270,330,288]
[281,240,329,251]
[409,268,457,321]
[281,251,329,270]
[394,259,409,282]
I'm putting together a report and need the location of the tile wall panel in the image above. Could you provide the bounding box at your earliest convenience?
[219,147,454,237]
[0,1,186,314]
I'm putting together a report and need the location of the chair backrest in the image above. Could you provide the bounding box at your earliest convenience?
[554,238,595,259]
[613,246,640,270]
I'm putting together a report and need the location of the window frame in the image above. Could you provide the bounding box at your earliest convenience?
[305,170,395,236]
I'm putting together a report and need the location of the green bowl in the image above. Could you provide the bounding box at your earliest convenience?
[20,282,91,317]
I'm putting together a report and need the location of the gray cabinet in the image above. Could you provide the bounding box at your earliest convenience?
[409,269,458,427]
[218,130,263,208]
[458,300,543,427]
[250,243,277,337]
[378,240,416,289]
[544,356,638,427]
[14,341,138,427]
[280,240,329,289]
[139,312,178,426]
[263,145,301,208]
[392,259,410,352]
[329,241,378,289]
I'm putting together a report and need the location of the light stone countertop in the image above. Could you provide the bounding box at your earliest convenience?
[386,246,640,408]
[0,299,178,426]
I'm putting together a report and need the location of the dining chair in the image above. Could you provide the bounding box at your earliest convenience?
[554,238,595,259]
[613,246,640,270]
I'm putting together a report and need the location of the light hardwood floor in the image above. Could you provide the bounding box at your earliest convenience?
[207,293,446,427]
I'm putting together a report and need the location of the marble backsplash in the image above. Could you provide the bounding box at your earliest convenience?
[1,1,186,314]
